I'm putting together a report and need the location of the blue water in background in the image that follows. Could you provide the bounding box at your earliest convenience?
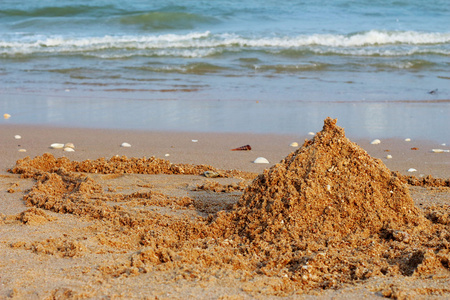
[0,0,449,140]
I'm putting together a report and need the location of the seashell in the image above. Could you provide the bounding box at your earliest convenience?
[407,168,417,172]
[14,135,21,139]
[308,132,315,136]
[386,155,392,159]
[64,142,75,149]
[192,139,198,143]
[411,147,419,150]
[50,143,64,149]
[18,149,27,153]
[63,147,75,152]
[3,113,11,119]
[231,144,252,151]
[290,142,299,147]
[404,138,411,142]
[431,149,449,153]
[253,157,269,164]
[370,139,381,145]
[441,143,446,146]
[204,171,220,178]
[121,142,131,147]
[165,153,170,157]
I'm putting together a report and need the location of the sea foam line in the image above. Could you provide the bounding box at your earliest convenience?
[1,30,449,56]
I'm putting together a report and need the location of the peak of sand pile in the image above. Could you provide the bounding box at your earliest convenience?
[219,117,425,244]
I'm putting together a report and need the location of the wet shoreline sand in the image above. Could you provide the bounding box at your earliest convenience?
[1,122,449,299]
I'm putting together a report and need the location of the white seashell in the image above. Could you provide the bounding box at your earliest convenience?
[404,138,411,142]
[18,149,27,153]
[386,155,392,159]
[192,139,198,143]
[3,113,11,119]
[50,143,64,149]
[370,139,381,145]
[290,142,299,147]
[308,132,315,136]
[165,153,170,157]
[431,149,449,153]
[64,143,75,149]
[63,147,75,152]
[408,168,417,172]
[253,157,269,164]
[441,143,446,146]
[121,142,131,147]
[14,135,21,139]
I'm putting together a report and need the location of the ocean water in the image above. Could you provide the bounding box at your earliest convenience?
[1,0,449,140]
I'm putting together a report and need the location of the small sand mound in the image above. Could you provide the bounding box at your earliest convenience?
[219,118,424,243]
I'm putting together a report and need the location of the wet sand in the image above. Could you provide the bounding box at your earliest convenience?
[1,123,449,299]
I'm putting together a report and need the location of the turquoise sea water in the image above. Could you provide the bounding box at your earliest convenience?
[1,0,449,140]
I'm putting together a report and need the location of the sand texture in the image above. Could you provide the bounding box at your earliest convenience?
[1,119,449,299]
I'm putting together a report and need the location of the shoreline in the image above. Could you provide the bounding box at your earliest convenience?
[2,93,450,141]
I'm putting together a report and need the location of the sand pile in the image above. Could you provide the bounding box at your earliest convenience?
[5,118,450,296]
[217,118,425,243]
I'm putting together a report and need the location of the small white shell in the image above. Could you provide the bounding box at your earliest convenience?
[290,142,299,147]
[50,143,65,149]
[165,153,170,157]
[307,132,315,136]
[63,147,75,152]
[408,168,417,172]
[121,142,131,147]
[370,139,381,145]
[3,113,11,119]
[253,157,269,164]
[192,139,198,143]
[431,149,449,153]
[64,143,75,149]
[404,138,411,142]
[14,135,21,139]
[18,149,27,153]
[441,143,447,146]
[386,154,393,159]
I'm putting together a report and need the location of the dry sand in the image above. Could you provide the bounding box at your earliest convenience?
[0,120,449,299]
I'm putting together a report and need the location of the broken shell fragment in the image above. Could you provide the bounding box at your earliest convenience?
[121,142,131,148]
[253,157,269,164]
[308,132,315,136]
[165,154,170,157]
[290,142,299,147]
[63,147,75,152]
[204,171,220,178]
[192,140,198,143]
[386,155,392,159]
[14,135,21,139]
[64,143,75,149]
[370,139,381,145]
[431,149,449,153]
[404,138,411,142]
[3,113,11,119]
[18,149,27,153]
[231,145,252,151]
[50,143,65,149]
[408,168,417,172]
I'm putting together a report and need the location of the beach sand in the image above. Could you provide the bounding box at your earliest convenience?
[1,121,449,299]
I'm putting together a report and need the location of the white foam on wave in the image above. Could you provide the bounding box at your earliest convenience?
[1,30,449,57]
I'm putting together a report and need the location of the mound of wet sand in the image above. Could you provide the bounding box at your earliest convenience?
[5,117,450,296]
[217,117,425,243]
